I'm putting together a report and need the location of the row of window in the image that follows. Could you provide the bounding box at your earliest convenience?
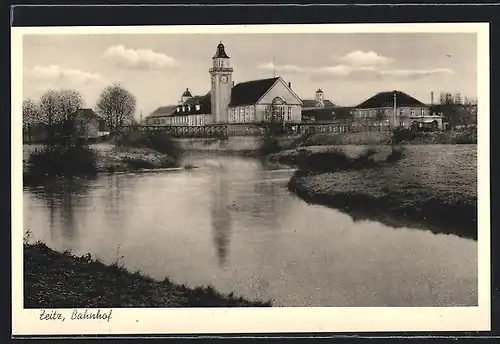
[229,106,256,123]
[264,105,293,122]
[151,115,204,126]
[177,104,201,113]
[355,108,428,118]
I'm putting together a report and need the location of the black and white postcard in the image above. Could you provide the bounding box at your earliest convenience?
[12,22,490,335]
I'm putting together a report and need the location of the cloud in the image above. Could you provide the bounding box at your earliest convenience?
[379,68,454,79]
[26,65,106,84]
[337,50,393,66]
[311,65,454,81]
[101,44,178,70]
[258,62,307,74]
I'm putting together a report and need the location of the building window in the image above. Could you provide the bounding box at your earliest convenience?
[250,106,255,122]
[195,104,201,111]
[287,107,292,121]
[399,108,404,116]
[384,109,389,115]
[240,107,244,122]
[177,107,180,112]
[245,107,249,123]
[410,108,415,116]
[421,109,426,116]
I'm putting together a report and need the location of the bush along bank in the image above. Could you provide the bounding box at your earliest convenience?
[24,240,271,308]
[284,146,477,240]
[23,133,186,184]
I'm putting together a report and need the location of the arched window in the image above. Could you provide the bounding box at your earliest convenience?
[271,97,286,122]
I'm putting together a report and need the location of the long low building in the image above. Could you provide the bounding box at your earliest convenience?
[352,90,444,130]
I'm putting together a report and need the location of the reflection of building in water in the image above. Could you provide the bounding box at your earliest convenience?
[209,168,232,268]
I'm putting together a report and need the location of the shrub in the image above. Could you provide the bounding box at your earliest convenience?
[116,131,182,161]
[385,146,405,163]
[390,127,423,144]
[257,136,282,156]
[26,143,98,179]
[295,148,378,172]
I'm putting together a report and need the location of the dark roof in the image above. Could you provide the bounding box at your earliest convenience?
[182,88,193,97]
[323,100,336,108]
[301,99,336,108]
[183,95,204,105]
[213,42,230,59]
[316,88,323,93]
[302,100,319,108]
[146,105,178,119]
[229,77,279,106]
[73,108,99,120]
[171,92,211,117]
[302,106,353,122]
[355,90,426,109]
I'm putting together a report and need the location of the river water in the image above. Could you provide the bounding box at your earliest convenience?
[23,153,477,307]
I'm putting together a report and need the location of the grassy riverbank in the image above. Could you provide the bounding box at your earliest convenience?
[274,145,477,240]
[24,241,271,308]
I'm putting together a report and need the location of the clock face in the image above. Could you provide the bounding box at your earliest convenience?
[221,75,228,84]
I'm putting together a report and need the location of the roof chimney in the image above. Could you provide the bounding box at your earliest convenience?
[232,81,235,88]
[431,91,434,105]
[288,82,292,88]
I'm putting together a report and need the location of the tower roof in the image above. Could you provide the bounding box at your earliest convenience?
[213,42,230,59]
[181,88,192,97]
[316,88,324,93]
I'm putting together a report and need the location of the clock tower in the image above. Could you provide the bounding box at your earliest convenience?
[209,42,233,123]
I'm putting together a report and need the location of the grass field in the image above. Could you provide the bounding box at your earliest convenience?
[285,144,477,240]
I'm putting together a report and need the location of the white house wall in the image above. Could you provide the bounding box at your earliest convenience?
[258,79,302,106]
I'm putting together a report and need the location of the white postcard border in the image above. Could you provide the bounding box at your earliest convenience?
[11,22,490,335]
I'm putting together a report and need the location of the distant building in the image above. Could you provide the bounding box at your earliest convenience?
[23,108,107,143]
[353,90,443,131]
[301,89,336,110]
[71,108,108,138]
[145,42,302,126]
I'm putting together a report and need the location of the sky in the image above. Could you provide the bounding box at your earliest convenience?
[23,32,477,120]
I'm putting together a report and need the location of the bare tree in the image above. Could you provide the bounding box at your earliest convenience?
[22,99,39,143]
[95,84,136,134]
[38,89,84,143]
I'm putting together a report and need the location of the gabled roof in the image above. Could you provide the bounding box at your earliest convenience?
[73,108,99,120]
[316,88,323,94]
[146,105,178,119]
[355,90,426,109]
[229,77,280,106]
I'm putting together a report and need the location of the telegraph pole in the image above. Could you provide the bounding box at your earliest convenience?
[393,91,397,128]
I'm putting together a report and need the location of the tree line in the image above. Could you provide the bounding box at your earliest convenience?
[23,84,137,144]
[437,92,477,128]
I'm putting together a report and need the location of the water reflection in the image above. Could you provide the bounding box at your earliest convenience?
[24,177,94,249]
[23,155,478,307]
[210,166,232,268]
